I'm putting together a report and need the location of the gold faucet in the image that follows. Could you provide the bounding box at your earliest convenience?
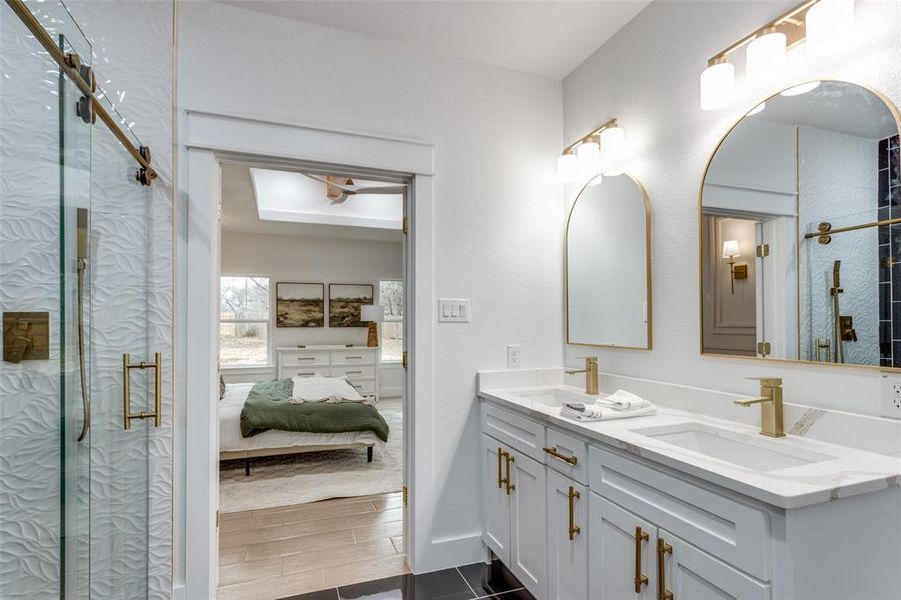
[734,377,784,437]
[566,357,599,395]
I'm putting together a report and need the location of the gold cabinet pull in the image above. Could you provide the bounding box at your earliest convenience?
[122,352,162,430]
[633,526,650,592]
[497,447,505,489]
[567,486,581,540]
[543,446,578,465]
[657,537,673,600]
[504,452,515,495]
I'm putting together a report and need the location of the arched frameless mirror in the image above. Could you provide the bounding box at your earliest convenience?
[699,80,901,369]
[566,174,652,349]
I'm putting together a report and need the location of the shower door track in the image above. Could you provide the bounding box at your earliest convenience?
[803,217,901,243]
[4,0,158,184]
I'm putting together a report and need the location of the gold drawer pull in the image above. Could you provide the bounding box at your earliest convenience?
[122,352,162,430]
[567,486,581,540]
[543,446,578,465]
[297,357,315,361]
[634,526,650,592]
[504,452,515,495]
[657,537,673,600]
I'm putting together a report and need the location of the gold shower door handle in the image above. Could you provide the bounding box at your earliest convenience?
[123,352,162,430]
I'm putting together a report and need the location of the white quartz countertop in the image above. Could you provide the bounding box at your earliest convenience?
[478,381,901,510]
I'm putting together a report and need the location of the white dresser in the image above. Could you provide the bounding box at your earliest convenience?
[276,346,379,401]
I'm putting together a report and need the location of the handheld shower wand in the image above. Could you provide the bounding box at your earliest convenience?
[76,208,90,442]
[830,260,844,364]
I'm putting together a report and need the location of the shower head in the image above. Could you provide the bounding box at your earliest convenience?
[76,208,88,261]
[832,260,841,289]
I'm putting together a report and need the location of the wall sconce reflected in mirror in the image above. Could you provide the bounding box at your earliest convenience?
[722,240,747,294]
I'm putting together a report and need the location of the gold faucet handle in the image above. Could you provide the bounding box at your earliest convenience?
[745,376,782,388]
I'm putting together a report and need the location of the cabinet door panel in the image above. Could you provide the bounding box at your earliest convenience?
[660,529,771,600]
[482,434,510,564]
[588,493,656,600]
[547,471,587,600]
[509,448,547,600]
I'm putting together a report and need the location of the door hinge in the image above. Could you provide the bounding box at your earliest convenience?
[402,351,408,369]
[402,217,408,235]
[757,341,771,357]
[756,243,770,258]
[402,486,408,506]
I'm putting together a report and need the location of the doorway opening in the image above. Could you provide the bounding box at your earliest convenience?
[214,160,410,598]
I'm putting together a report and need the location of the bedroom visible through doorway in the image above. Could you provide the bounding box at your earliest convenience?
[215,162,408,598]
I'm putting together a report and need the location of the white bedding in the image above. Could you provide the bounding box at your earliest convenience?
[219,383,384,454]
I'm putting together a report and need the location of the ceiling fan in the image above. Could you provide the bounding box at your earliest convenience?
[302,173,405,204]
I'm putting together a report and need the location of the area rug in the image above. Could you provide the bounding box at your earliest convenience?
[219,397,403,513]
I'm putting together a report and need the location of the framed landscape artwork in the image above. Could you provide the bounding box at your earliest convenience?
[328,284,373,327]
[276,282,325,327]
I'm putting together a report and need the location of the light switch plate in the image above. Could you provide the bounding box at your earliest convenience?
[438,298,470,323]
[880,372,901,419]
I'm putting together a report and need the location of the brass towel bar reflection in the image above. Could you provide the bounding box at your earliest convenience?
[123,353,162,430]
[4,0,157,185]
[804,217,901,244]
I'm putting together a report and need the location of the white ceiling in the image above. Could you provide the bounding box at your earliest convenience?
[221,165,404,242]
[216,0,651,79]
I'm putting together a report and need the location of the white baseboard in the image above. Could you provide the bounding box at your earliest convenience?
[414,532,482,574]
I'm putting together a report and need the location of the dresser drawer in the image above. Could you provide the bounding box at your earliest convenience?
[280,350,331,366]
[332,348,377,365]
[331,365,376,380]
[281,366,331,379]
[346,379,376,396]
[589,446,771,581]
[544,427,588,484]
[481,403,546,463]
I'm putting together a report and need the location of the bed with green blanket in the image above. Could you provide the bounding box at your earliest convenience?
[221,378,389,475]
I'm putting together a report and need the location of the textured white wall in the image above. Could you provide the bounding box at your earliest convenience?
[564,0,901,416]
[177,0,564,577]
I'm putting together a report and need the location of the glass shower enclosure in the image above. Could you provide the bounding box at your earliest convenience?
[1,0,164,597]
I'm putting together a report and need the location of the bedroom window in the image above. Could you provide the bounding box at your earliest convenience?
[220,276,270,367]
[378,279,404,362]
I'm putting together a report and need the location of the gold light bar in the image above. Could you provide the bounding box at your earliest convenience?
[5,0,157,185]
[707,0,820,66]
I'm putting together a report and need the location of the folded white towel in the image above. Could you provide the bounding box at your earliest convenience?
[290,374,367,404]
[560,404,656,422]
[595,389,652,411]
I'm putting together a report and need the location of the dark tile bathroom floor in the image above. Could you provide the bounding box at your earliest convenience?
[277,560,535,600]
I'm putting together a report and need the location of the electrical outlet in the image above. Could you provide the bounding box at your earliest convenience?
[507,345,521,369]
[880,373,901,419]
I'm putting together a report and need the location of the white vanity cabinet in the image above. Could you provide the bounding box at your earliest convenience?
[481,432,547,600]
[546,470,588,600]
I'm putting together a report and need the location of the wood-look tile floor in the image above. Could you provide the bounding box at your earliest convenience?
[218,491,408,600]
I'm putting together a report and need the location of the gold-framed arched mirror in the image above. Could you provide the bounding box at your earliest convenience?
[566,174,652,349]
[699,80,901,369]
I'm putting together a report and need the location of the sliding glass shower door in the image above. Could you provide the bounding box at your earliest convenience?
[1,0,159,597]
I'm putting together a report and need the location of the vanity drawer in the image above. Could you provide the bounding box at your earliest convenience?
[544,427,588,484]
[589,446,771,581]
[331,365,376,380]
[281,366,331,379]
[281,350,331,366]
[481,403,546,463]
[332,348,377,365]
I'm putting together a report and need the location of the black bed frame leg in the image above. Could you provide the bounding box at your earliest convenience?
[367,446,373,463]
[245,458,250,477]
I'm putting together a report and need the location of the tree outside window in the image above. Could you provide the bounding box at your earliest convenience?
[378,279,404,362]
[220,276,270,367]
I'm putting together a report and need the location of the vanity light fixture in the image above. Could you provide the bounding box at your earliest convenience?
[722,240,747,294]
[698,0,856,111]
[557,118,625,183]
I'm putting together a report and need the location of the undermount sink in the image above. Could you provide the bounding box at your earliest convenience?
[511,387,588,407]
[631,422,837,472]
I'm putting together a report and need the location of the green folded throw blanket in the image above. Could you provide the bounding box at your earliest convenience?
[240,378,389,442]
